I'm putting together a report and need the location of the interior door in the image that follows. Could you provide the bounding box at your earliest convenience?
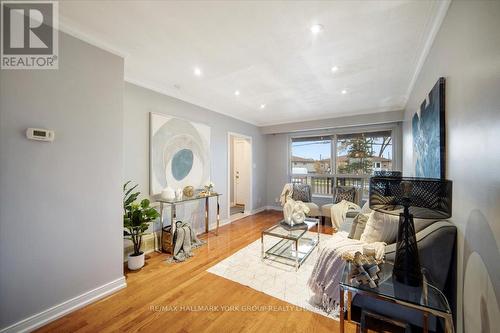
[234,139,249,206]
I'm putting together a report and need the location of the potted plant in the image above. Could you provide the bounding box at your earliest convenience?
[123,181,160,270]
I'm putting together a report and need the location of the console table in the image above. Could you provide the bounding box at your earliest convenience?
[156,193,221,252]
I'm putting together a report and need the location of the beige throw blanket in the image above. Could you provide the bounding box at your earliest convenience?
[307,232,385,314]
[171,221,203,262]
[330,200,360,230]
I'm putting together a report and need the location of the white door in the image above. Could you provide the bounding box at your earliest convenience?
[234,139,250,206]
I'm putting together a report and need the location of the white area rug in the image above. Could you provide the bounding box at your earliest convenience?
[207,232,339,320]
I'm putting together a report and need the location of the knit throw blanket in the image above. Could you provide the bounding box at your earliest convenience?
[307,232,365,314]
[330,200,360,230]
[169,221,204,262]
[307,233,386,314]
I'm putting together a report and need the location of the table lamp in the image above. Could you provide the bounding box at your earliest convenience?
[369,176,452,286]
[374,170,402,177]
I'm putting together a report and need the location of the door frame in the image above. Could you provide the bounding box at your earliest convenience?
[227,131,253,219]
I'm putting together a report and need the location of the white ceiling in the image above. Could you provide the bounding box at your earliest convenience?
[59,0,449,126]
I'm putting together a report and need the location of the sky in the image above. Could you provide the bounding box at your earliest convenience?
[292,138,392,160]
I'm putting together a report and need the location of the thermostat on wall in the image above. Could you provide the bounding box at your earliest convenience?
[26,128,55,142]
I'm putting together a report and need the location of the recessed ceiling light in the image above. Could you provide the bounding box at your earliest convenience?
[260,104,266,109]
[341,89,347,94]
[310,24,324,34]
[331,66,339,72]
[193,67,202,76]
[234,90,240,96]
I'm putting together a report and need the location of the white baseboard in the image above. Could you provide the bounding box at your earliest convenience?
[250,206,266,214]
[264,205,283,211]
[209,206,273,228]
[0,277,126,333]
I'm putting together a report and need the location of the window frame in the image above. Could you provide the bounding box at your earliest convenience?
[288,123,402,199]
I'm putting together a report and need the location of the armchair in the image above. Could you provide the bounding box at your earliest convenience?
[281,184,321,218]
[321,186,362,225]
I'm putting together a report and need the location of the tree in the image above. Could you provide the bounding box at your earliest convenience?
[341,136,374,175]
[378,137,392,157]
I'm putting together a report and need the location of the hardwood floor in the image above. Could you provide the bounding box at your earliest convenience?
[38,211,359,333]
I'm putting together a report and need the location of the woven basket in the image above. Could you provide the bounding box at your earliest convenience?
[162,226,174,254]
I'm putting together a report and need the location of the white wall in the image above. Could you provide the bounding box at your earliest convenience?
[123,83,267,232]
[402,1,500,332]
[0,32,125,330]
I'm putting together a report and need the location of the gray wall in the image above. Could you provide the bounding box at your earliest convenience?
[123,83,267,231]
[0,33,124,329]
[402,1,500,332]
[229,136,235,204]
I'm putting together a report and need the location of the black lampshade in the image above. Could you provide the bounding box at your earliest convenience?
[373,170,402,178]
[369,177,452,219]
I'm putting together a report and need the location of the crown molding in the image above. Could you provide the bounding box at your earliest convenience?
[58,16,129,59]
[124,76,260,126]
[404,0,451,107]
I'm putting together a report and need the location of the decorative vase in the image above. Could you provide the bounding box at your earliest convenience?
[127,252,145,270]
[183,185,194,197]
[161,187,175,201]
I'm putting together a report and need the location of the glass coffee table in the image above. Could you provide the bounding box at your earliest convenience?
[261,217,320,270]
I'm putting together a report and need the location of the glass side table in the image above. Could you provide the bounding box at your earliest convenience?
[339,262,454,333]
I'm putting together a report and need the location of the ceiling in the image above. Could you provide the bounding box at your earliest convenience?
[59,0,449,126]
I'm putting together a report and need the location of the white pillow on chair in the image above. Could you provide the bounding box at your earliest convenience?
[360,211,399,244]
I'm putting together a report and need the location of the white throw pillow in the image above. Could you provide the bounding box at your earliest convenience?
[360,211,399,244]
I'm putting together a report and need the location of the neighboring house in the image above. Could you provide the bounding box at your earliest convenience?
[293,155,390,174]
[371,156,392,171]
[291,156,331,174]
[337,155,392,173]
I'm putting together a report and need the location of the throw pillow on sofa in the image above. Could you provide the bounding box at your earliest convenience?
[335,187,356,203]
[360,211,399,244]
[348,213,370,240]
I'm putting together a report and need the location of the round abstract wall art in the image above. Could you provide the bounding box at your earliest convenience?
[172,149,194,181]
[150,113,210,195]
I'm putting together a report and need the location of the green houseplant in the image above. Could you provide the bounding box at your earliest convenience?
[123,181,160,270]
